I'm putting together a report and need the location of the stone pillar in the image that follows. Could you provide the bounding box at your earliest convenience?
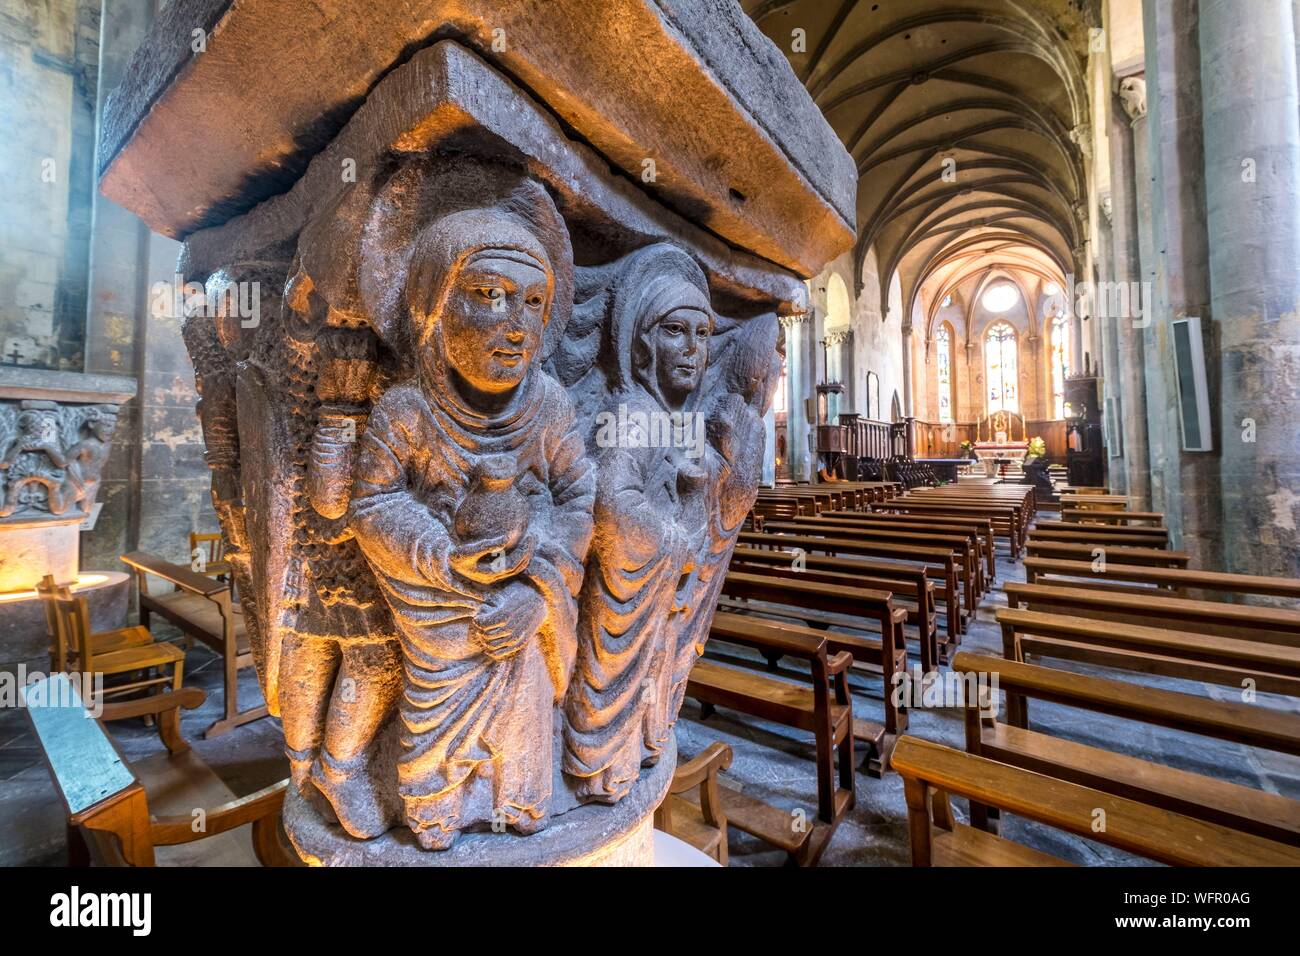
[80,0,156,568]
[901,324,914,418]
[1111,77,1152,509]
[95,0,855,864]
[1200,0,1300,577]
[1140,0,1221,566]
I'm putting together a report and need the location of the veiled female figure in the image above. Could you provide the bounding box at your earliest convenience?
[349,195,594,849]
[562,243,716,802]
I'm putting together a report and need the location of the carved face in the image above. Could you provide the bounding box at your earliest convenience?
[441,252,550,396]
[651,307,711,407]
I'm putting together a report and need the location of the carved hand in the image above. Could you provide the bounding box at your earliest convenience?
[449,534,536,587]
[471,579,546,661]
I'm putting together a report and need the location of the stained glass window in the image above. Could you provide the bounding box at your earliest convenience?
[1050,313,1070,418]
[985,322,1018,413]
[936,325,953,423]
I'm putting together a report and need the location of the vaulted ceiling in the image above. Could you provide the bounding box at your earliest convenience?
[743,0,1099,332]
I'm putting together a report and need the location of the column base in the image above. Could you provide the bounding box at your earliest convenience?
[284,736,675,867]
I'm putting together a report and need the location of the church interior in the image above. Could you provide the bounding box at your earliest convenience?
[1,0,1298,885]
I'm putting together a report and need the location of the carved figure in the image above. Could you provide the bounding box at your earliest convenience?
[349,180,594,849]
[560,244,719,801]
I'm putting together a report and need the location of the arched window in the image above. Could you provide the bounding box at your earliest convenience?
[1049,312,1070,418]
[985,322,1019,414]
[935,324,953,423]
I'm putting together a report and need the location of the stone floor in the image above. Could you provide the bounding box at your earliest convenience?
[4,513,1299,866]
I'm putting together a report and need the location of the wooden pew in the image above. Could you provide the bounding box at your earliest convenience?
[954,651,1300,846]
[1061,508,1166,526]
[730,545,942,668]
[120,551,268,738]
[873,499,1025,558]
[738,529,964,636]
[1003,581,1300,647]
[1024,557,1300,602]
[761,519,980,620]
[1031,519,1169,545]
[796,513,991,593]
[1029,527,1169,548]
[829,509,997,579]
[997,607,1300,698]
[716,571,907,769]
[1025,539,1190,569]
[892,734,1300,866]
[654,742,733,865]
[689,612,855,864]
[21,673,293,867]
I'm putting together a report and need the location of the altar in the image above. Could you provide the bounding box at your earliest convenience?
[972,410,1029,476]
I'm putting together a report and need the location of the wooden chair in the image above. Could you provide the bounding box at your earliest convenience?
[22,673,294,867]
[953,652,1300,846]
[654,742,733,865]
[120,551,268,738]
[188,531,233,580]
[892,735,1300,866]
[50,590,185,705]
[37,574,151,674]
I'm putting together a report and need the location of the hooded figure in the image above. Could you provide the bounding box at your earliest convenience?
[349,192,594,850]
[562,243,718,803]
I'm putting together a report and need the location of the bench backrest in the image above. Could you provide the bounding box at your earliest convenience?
[1004,581,1300,646]
[891,734,1300,866]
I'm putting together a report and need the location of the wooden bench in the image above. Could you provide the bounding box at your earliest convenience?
[953,651,1300,846]
[892,734,1300,866]
[1025,540,1189,568]
[689,612,855,864]
[1062,508,1166,526]
[120,551,268,738]
[22,673,293,866]
[1032,518,1169,542]
[1004,581,1300,647]
[794,513,991,593]
[997,606,1300,698]
[730,545,942,668]
[829,509,997,579]
[716,572,908,768]
[761,519,980,622]
[1028,527,1170,548]
[653,741,733,865]
[739,529,965,636]
[873,499,1025,557]
[1024,557,1300,602]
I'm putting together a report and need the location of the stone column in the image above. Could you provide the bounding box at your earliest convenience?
[1140,0,1221,567]
[1200,0,1300,577]
[1110,77,1151,509]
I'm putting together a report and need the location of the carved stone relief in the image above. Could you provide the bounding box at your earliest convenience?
[0,400,119,522]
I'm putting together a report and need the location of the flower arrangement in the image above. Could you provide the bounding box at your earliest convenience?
[959,439,975,459]
[1023,436,1046,462]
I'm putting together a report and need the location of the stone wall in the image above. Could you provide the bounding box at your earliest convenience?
[0,0,99,371]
